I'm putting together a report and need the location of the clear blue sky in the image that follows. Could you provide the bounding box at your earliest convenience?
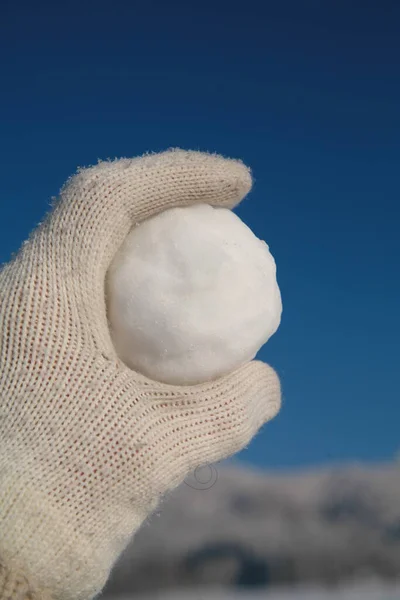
[1,0,399,470]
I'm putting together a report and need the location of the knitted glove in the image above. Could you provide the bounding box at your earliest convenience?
[0,149,281,600]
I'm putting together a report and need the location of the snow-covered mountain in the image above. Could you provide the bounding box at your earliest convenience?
[101,462,400,597]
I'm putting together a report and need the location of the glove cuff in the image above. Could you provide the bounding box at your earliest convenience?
[0,473,145,600]
[0,554,54,600]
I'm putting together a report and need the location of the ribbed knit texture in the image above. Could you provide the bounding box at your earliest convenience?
[0,149,281,600]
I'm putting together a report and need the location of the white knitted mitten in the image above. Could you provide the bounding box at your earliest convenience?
[0,149,281,600]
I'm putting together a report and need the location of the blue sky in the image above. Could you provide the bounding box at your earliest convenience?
[1,0,399,470]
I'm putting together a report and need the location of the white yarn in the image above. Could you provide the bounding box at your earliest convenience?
[105,203,282,385]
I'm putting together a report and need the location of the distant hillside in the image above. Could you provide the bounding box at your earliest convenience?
[101,462,400,596]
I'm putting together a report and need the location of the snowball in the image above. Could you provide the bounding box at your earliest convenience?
[105,203,282,385]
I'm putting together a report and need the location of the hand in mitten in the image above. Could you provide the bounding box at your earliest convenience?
[0,149,281,600]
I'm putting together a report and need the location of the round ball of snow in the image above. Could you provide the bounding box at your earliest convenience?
[105,203,282,385]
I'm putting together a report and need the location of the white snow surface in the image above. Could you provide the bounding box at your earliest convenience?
[106,204,282,385]
[108,580,400,600]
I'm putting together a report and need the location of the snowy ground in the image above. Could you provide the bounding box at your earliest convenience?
[110,581,400,600]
